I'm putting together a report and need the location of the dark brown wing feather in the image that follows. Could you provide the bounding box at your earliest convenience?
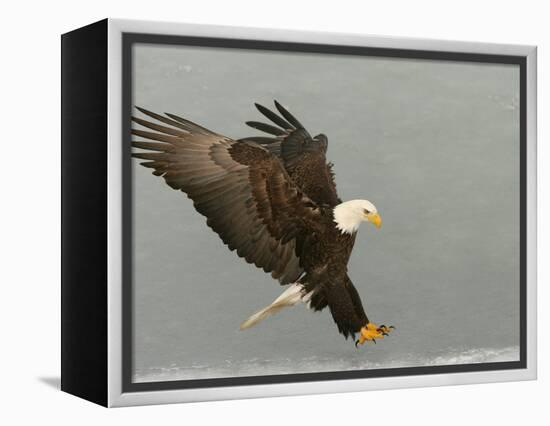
[132,107,324,284]
[240,101,341,207]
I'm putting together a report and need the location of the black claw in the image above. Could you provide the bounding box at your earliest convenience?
[355,340,360,348]
[382,332,389,336]
[379,324,386,329]
[372,339,376,344]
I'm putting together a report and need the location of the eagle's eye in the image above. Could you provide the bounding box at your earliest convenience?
[363,208,371,215]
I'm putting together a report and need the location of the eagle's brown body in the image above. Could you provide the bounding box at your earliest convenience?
[131,101,376,340]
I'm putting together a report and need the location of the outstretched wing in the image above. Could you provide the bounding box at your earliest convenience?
[240,100,341,207]
[131,107,324,285]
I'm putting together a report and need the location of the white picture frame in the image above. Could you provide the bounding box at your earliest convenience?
[61,18,537,407]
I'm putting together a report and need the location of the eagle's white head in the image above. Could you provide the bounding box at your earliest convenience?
[333,199,382,235]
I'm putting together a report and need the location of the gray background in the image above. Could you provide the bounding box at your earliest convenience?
[131,44,520,382]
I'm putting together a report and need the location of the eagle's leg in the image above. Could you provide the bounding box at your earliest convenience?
[356,323,394,346]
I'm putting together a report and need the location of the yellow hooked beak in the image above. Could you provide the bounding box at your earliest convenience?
[366,212,382,229]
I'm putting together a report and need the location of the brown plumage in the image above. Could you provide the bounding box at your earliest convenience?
[131,101,388,343]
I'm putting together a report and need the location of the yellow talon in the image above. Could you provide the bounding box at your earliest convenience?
[355,322,394,346]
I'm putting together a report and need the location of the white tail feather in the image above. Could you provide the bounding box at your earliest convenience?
[240,283,310,330]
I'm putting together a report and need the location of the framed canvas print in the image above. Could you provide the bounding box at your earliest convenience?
[61,19,537,407]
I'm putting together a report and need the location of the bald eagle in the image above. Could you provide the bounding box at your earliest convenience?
[132,101,393,346]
